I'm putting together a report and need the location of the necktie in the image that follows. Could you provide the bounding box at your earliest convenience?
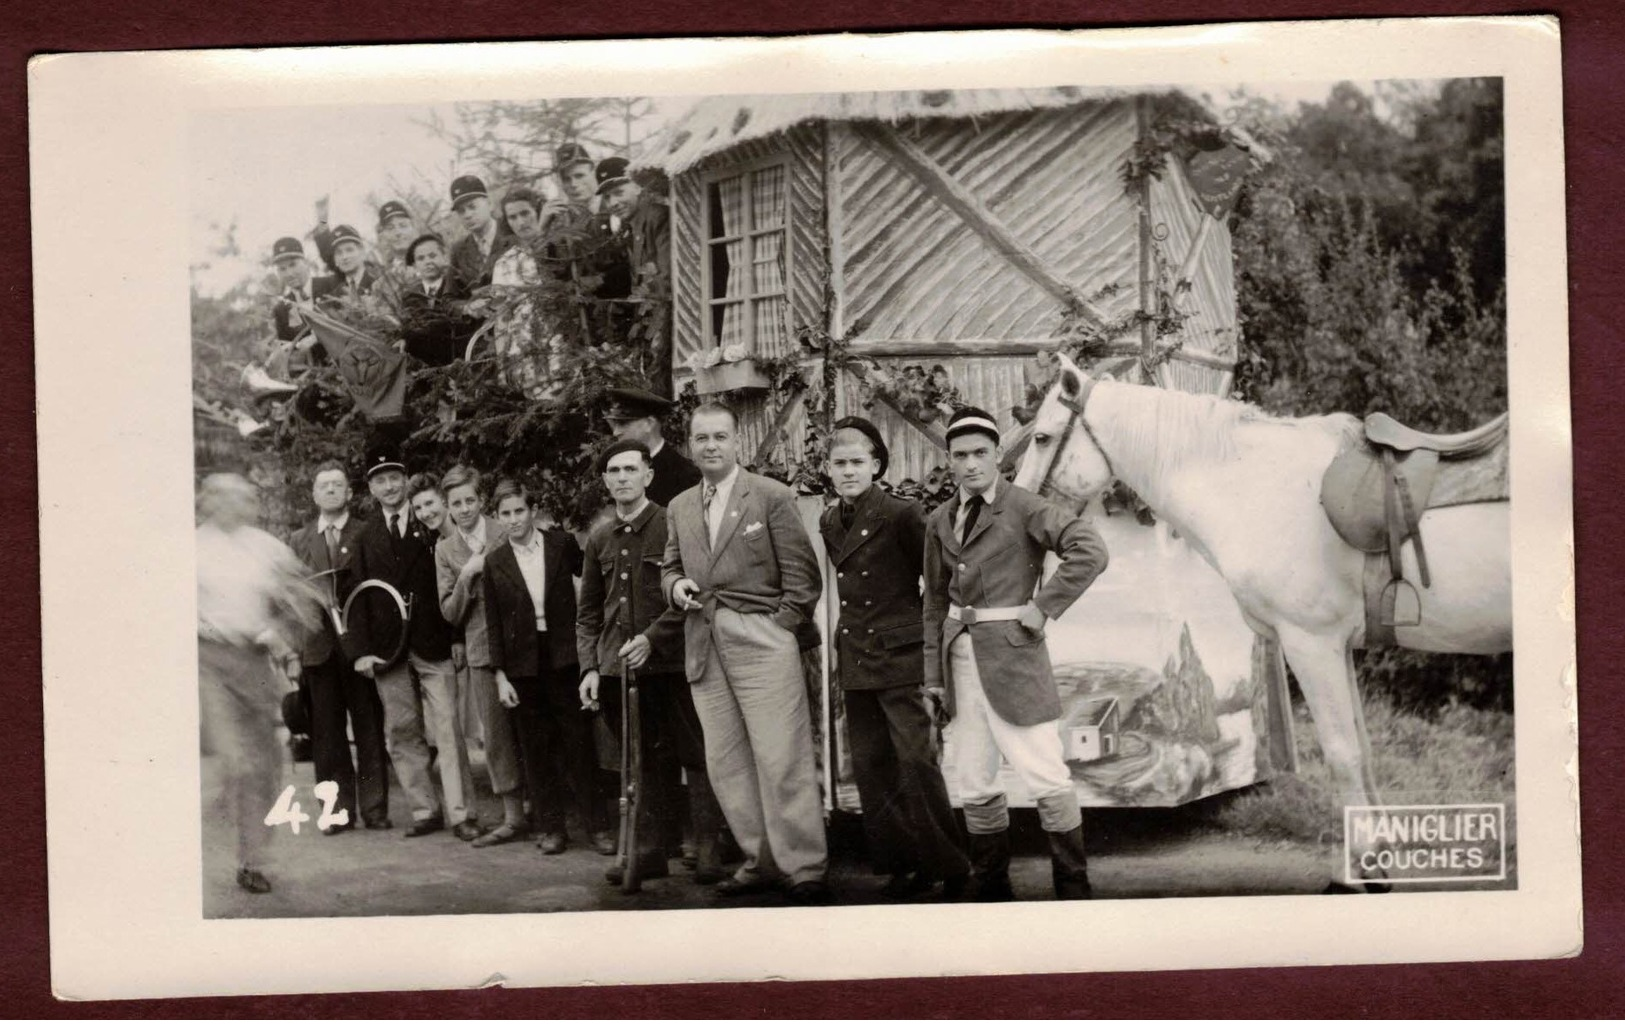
[960,494,984,545]
[389,512,401,539]
[702,484,718,546]
[324,525,340,566]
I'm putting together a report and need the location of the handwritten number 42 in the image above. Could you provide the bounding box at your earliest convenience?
[264,781,349,834]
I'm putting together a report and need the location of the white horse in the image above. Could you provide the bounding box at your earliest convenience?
[1015,353,1510,884]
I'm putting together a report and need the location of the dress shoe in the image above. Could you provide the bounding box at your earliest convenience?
[235,867,272,894]
[320,821,355,837]
[879,871,933,899]
[693,864,729,886]
[404,816,445,838]
[938,873,971,901]
[471,824,527,848]
[786,880,835,906]
[713,875,776,897]
[452,821,486,842]
[537,832,568,855]
[590,830,619,856]
[363,817,393,830]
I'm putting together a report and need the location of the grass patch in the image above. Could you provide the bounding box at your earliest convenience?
[1211,695,1515,846]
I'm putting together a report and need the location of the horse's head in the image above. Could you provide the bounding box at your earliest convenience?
[1013,352,1114,507]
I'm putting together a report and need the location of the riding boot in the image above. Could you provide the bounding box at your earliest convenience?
[1046,825,1092,901]
[968,830,1013,902]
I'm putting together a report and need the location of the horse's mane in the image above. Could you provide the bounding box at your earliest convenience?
[1085,379,1354,497]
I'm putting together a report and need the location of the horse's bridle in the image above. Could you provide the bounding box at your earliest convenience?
[1030,373,1114,501]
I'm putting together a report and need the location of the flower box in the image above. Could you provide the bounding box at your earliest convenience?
[694,357,771,395]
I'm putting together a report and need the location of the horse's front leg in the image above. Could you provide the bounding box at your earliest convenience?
[1275,623,1386,892]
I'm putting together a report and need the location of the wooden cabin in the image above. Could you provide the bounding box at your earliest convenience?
[648,88,1294,808]
[652,86,1249,474]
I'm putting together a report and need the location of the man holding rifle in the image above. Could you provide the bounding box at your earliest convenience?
[578,439,727,890]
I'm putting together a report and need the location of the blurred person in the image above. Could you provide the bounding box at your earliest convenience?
[196,473,323,894]
[483,479,615,856]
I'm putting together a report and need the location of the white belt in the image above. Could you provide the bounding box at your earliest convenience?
[947,603,1024,625]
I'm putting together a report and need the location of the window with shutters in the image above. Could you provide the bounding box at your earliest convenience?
[702,159,790,356]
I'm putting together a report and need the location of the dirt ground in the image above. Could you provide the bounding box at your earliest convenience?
[203,746,1344,919]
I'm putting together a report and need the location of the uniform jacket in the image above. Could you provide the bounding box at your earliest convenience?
[647,441,701,510]
[450,226,516,290]
[400,272,479,366]
[349,508,457,666]
[661,468,822,683]
[922,482,1109,726]
[482,528,584,678]
[576,502,686,678]
[288,512,366,666]
[272,287,314,343]
[818,485,928,692]
[435,515,508,668]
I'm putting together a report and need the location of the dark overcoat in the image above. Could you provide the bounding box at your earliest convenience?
[818,485,928,691]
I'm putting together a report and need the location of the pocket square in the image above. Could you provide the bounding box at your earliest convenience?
[743,520,764,536]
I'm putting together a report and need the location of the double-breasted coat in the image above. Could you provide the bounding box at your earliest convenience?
[818,485,927,691]
[576,502,687,679]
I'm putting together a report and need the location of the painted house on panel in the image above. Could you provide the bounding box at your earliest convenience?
[647,87,1294,808]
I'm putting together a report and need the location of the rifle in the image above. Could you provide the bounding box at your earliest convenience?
[614,558,645,895]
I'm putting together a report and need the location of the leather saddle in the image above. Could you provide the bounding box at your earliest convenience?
[1320,411,1509,640]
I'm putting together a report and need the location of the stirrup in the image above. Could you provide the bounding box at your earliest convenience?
[1379,577,1422,628]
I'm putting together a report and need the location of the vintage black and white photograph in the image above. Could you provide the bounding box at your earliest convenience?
[35,20,1577,997]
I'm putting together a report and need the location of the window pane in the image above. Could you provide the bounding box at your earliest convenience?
[753,296,787,355]
[751,165,786,228]
[714,302,748,349]
[752,232,785,296]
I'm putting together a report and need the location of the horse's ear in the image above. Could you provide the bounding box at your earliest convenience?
[1060,369,1081,398]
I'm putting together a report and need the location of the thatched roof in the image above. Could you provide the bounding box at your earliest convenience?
[649,86,1215,174]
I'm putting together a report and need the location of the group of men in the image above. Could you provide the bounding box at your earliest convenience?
[266,143,669,384]
[223,382,1111,906]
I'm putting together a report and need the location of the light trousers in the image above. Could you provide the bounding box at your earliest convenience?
[692,606,828,886]
[375,652,475,824]
[946,633,1081,834]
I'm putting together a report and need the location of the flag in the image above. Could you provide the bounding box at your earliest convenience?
[299,303,408,421]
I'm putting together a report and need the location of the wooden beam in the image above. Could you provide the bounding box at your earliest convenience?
[823,122,847,342]
[751,384,808,466]
[847,337,1236,372]
[844,364,950,452]
[1135,96,1158,362]
[850,121,1110,329]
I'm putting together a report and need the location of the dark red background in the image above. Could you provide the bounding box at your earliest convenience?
[5,1,1618,1015]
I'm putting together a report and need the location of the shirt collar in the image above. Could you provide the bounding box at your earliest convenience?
[959,479,997,508]
[617,499,652,524]
[459,516,488,549]
[707,464,741,499]
[317,510,349,532]
[511,526,543,552]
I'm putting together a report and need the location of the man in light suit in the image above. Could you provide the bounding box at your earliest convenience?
[923,406,1110,901]
[288,461,390,833]
[661,401,830,905]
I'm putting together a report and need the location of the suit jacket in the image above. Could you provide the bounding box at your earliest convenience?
[450,227,516,290]
[288,512,367,666]
[577,502,686,678]
[350,508,457,665]
[311,267,380,306]
[482,528,584,678]
[401,273,480,366]
[922,482,1110,726]
[435,515,508,668]
[647,441,701,509]
[818,485,927,691]
[661,468,822,683]
[272,288,314,343]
